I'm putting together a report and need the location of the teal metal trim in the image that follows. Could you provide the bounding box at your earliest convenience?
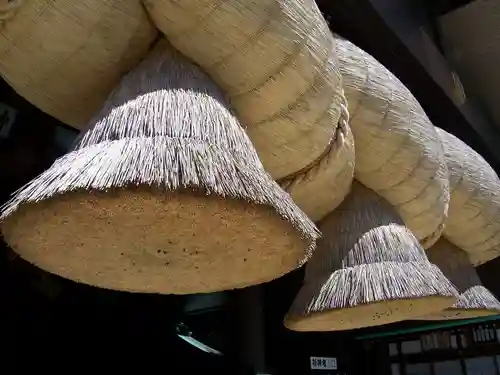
[177,334,223,355]
[356,314,500,340]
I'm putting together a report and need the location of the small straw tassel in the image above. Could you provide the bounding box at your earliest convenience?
[420,238,500,320]
[284,182,458,332]
[0,40,319,295]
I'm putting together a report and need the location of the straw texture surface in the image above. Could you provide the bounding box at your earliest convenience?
[284,182,457,332]
[437,128,500,266]
[0,0,157,128]
[1,40,319,294]
[335,37,450,247]
[422,238,500,320]
[278,92,355,221]
[143,1,354,201]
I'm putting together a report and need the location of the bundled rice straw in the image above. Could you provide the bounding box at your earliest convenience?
[284,182,458,332]
[335,37,450,248]
[0,40,319,295]
[143,0,355,220]
[437,128,500,266]
[421,238,500,320]
[278,93,355,221]
[0,0,157,128]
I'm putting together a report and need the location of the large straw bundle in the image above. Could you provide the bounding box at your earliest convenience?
[0,0,157,129]
[0,40,319,295]
[335,37,450,248]
[421,238,500,320]
[284,183,457,331]
[437,128,500,265]
[143,0,355,220]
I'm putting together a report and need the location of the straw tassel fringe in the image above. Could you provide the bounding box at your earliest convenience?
[455,286,500,310]
[293,261,457,315]
[421,239,500,319]
[1,136,317,249]
[1,41,319,246]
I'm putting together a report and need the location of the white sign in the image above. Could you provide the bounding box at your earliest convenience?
[0,102,17,139]
[310,356,337,370]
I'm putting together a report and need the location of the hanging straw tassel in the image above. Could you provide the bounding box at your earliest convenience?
[143,0,355,220]
[437,128,500,266]
[284,182,458,332]
[0,0,157,129]
[420,238,500,320]
[335,37,450,248]
[0,40,319,295]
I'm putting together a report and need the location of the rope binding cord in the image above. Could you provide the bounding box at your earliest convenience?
[279,90,350,191]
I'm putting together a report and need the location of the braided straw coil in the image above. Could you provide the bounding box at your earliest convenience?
[0,0,157,129]
[284,182,458,332]
[335,37,450,248]
[278,93,355,221]
[436,128,500,266]
[421,238,500,320]
[0,40,319,295]
[143,0,355,220]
